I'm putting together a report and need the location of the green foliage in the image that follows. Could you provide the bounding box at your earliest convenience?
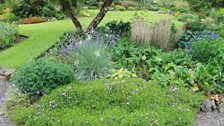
[12,58,75,97]
[67,41,112,80]
[1,11,18,22]
[9,78,204,126]
[78,10,91,17]
[112,37,164,79]
[191,39,219,63]
[177,13,202,30]
[115,5,126,11]
[97,20,131,35]
[216,8,224,22]
[127,6,135,11]
[2,88,31,114]
[112,37,224,93]
[54,12,66,20]
[0,22,18,49]
[186,0,224,11]
[107,68,137,79]
[41,6,56,17]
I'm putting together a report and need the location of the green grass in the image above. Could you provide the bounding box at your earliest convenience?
[0,10,183,68]
[9,78,203,126]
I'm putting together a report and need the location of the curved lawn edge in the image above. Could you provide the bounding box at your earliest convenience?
[0,11,183,68]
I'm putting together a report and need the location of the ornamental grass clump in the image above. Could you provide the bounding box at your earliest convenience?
[131,19,183,51]
[59,32,113,80]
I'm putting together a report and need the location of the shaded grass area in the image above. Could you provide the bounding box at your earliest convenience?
[0,10,183,68]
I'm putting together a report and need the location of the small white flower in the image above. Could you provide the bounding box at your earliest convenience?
[74,60,79,65]
[142,55,147,60]
[94,51,100,57]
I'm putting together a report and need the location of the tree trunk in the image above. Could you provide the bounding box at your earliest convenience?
[61,0,83,30]
[86,0,113,33]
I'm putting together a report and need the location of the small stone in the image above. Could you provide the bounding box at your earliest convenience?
[201,100,217,112]
[220,98,224,103]
[219,103,224,113]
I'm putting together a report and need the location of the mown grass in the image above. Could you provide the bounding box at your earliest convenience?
[0,10,183,68]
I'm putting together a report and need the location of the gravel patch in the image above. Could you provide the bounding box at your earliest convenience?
[0,78,14,126]
[196,111,224,126]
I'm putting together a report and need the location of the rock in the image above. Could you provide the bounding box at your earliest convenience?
[218,103,224,113]
[0,68,16,81]
[201,100,217,112]
[220,98,224,103]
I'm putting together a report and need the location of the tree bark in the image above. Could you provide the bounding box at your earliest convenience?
[61,0,83,30]
[86,0,113,33]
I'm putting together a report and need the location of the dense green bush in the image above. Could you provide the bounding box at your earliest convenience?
[9,78,204,126]
[191,39,219,63]
[0,22,18,49]
[97,21,131,35]
[12,58,75,97]
[216,8,224,22]
[1,11,18,22]
[177,13,202,30]
[41,6,56,17]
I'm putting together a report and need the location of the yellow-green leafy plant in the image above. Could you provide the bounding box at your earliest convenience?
[107,68,137,79]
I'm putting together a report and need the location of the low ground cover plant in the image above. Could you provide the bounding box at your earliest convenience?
[12,58,75,97]
[9,78,204,126]
[0,22,18,49]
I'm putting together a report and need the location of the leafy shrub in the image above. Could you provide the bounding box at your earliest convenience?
[41,6,56,17]
[191,39,218,63]
[9,78,204,126]
[186,0,224,12]
[1,12,18,22]
[177,13,203,30]
[201,17,220,30]
[12,0,46,18]
[85,0,99,6]
[54,12,66,20]
[19,17,47,24]
[0,22,18,49]
[97,21,131,35]
[107,68,137,79]
[127,6,135,11]
[177,13,199,22]
[12,58,75,97]
[216,8,224,22]
[112,38,162,79]
[178,30,220,49]
[115,5,126,11]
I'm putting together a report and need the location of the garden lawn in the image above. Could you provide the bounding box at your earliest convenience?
[0,10,183,68]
